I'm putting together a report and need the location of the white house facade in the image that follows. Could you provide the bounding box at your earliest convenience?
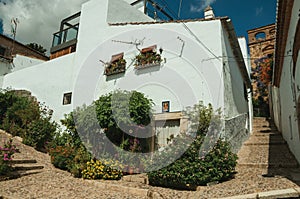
[271,0,300,163]
[2,0,252,151]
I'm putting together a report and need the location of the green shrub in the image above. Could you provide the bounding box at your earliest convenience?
[147,102,238,190]
[62,104,107,156]
[2,95,40,137]
[0,89,22,127]
[82,159,123,180]
[95,90,153,129]
[68,145,91,178]
[23,117,57,151]
[48,109,93,178]
[0,89,58,151]
[94,90,154,152]
[49,145,75,170]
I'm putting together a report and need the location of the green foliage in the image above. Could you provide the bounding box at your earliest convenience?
[95,90,153,129]
[184,102,214,137]
[94,90,153,151]
[0,89,21,126]
[48,108,94,178]
[26,43,47,55]
[2,95,40,137]
[49,145,75,170]
[147,102,238,190]
[23,117,57,151]
[48,140,91,178]
[0,89,57,151]
[82,159,123,180]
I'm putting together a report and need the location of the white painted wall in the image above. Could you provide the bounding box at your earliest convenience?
[271,86,281,131]
[221,25,248,119]
[0,59,11,88]
[74,27,223,114]
[274,0,300,163]
[11,55,45,72]
[2,0,249,133]
[3,53,75,121]
[238,37,253,132]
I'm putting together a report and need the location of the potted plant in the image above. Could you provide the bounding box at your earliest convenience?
[104,53,126,75]
[135,45,163,69]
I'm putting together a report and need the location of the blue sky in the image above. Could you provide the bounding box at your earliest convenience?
[148,0,277,41]
[0,19,3,34]
[0,0,277,50]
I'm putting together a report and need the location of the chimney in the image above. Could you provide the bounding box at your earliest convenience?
[204,5,215,19]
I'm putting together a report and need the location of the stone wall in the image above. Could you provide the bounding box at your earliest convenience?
[224,113,249,153]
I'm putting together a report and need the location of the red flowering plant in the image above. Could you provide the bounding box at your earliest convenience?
[0,138,20,175]
[251,54,273,116]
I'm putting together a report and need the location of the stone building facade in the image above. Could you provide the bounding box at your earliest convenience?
[247,24,275,100]
[247,24,275,117]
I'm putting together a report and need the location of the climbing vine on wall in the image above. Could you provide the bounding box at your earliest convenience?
[251,54,273,116]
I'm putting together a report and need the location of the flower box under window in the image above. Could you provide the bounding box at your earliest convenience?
[104,53,126,76]
[135,45,163,69]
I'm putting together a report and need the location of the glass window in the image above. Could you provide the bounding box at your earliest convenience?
[63,92,72,105]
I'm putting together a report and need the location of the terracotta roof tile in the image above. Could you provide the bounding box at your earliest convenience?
[108,16,228,26]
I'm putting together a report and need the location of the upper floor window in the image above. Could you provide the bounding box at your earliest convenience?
[51,12,80,48]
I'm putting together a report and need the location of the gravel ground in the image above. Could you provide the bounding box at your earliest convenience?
[0,119,299,199]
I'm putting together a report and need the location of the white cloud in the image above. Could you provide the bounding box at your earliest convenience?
[255,6,263,16]
[190,0,216,13]
[0,0,89,54]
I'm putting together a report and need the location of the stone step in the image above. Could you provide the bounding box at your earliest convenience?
[244,136,286,145]
[237,144,299,167]
[13,164,44,171]
[244,141,286,146]
[11,159,37,164]
[238,162,299,169]
[253,132,281,136]
[252,127,277,132]
[253,117,269,121]
[253,124,276,128]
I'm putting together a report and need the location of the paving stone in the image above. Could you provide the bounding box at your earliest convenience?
[217,193,258,199]
[258,188,299,198]
[1,119,299,199]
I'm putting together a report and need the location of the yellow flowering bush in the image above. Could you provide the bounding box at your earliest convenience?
[82,159,123,180]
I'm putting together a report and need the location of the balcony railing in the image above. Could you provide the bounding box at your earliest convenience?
[52,24,79,47]
[50,12,80,56]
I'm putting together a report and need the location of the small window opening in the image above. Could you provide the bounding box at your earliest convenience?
[63,92,72,105]
[255,32,266,40]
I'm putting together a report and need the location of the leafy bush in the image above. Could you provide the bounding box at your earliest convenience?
[23,117,57,152]
[0,139,19,175]
[48,109,93,178]
[94,90,153,150]
[82,159,123,180]
[95,90,153,128]
[48,132,91,177]
[49,145,75,170]
[0,89,23,127]
[147,102,238,190]
[2,94,40,137]
[64,104,107,157]
[0,89,58,151]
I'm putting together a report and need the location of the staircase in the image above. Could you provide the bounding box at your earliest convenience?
[237,117,300,184]
[0,130,46,180]
[11,159,44,177]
